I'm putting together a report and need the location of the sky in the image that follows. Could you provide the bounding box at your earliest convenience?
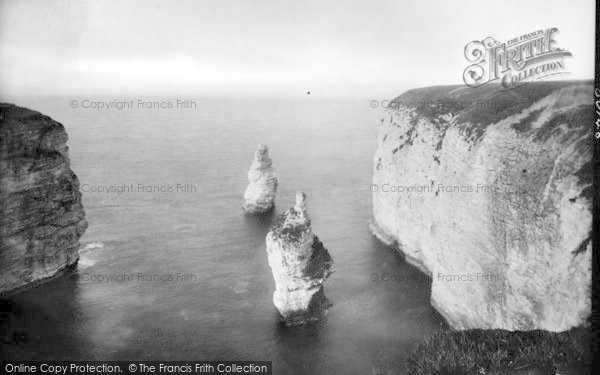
[0,0,595,98]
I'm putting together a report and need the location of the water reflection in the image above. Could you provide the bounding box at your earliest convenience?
[1,97,445,374]
[1,272,88,360]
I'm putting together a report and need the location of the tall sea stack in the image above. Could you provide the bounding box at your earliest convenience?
[265,192,335,326]
[0,104,88,294]
[242,144,278,214]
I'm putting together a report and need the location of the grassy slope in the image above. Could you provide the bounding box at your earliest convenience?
[406,327,591,374]
[390,80,593,126]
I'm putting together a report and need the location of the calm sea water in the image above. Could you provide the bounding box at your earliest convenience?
[1,97,445,374]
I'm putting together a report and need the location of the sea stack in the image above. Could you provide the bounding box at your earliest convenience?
[0,104,88,294]
[265,192,335,326]
[242,144,278,214]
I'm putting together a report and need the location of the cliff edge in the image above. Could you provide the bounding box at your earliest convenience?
[371,81,592,331]
[1,104,88,294]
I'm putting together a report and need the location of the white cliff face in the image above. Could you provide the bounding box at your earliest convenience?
[371,82,592,332]
[266,192,335,326]
[243,144,278,214]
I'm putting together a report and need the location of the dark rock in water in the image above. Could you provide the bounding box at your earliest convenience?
[0,104,88,295]
[265,192,335,326]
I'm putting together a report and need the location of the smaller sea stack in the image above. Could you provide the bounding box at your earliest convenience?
[242,144,278,213]
[265,192,335,326]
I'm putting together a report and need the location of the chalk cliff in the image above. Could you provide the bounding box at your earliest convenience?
[371,81,592,331]
[243,144,278,214]
[266,192,335,326]
[1,104,88,294]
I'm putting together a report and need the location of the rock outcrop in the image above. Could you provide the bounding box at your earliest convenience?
[243,144,278,214]
[1,104,88,294]
[266,192,335,326]
[371,81,592,331]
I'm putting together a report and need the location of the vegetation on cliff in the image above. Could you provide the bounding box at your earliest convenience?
[406,327,590,374]
[390,80,594,146]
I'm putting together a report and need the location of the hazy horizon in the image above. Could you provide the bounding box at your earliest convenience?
[0,0,596,99]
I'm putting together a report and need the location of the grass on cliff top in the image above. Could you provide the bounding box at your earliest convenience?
[390,80,592,129]
[406,327,591,374]
[0,103,52,124]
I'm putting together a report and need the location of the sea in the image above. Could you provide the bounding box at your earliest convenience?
[1,96,445,374]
